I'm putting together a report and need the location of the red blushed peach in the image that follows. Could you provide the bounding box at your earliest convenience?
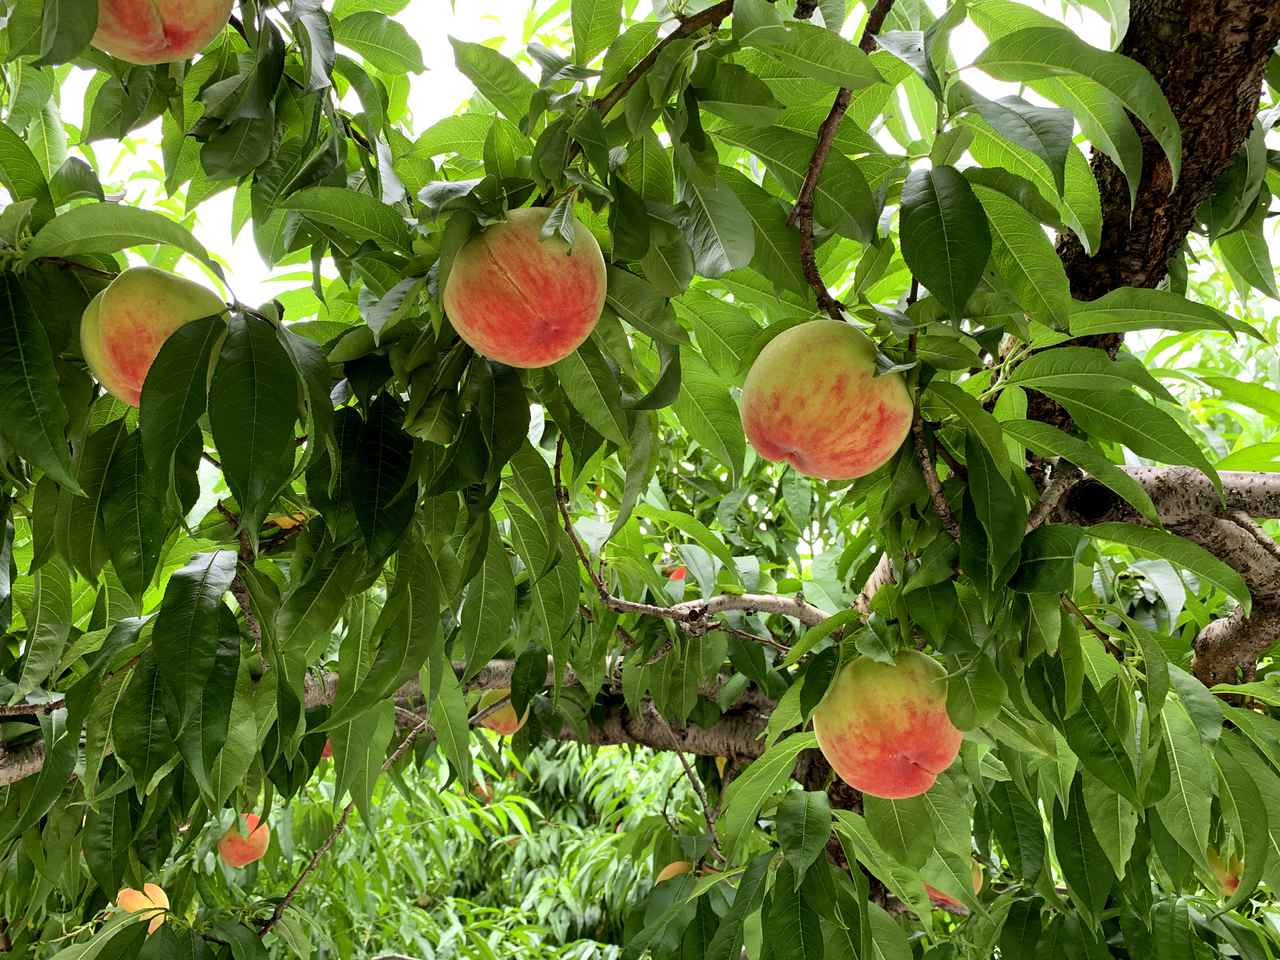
[476,688,529,736]
[812,651,962,799]
[93,0,233,64]
[217,813,270,868]
[442,207,606,368]
[81,266,225,407]
[740,320,912,480]
[116,883,168,935]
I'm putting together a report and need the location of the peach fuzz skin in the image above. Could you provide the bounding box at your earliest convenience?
[740,320,912,480]
[217,813,270,868]
[442,207,606,368]
[116,883,168,934]
[812,651,963,799]
[81,266,225,407]
[93,0,233,64]
[476,688,529,737]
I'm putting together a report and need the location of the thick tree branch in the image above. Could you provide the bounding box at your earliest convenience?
[786,0,896,319]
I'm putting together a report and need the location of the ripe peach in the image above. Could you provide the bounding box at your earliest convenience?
[476,688,529,737]
[93,0,234,64]
[116,883,168,934]
[81,266,225,407]
[442,207,606,368]
[740,320,912,480]
[655,860,694,883]
[1209,847,1242,896]
[924,860,983,911]
[217,813,270,868]
[812,651,962,799]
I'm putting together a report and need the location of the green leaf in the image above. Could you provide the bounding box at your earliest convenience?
[1052,777,1114,924]
[0,273,76,488]
[11,555,71,702]
[101,429,171,599]
[1087,523,1250,614]
[972,184,1070,329]
[429,663,471,784]
[601,21,659,86]
[333,11,424,72]
[777,790,833,879]
[0,120,54,227]
[281,186,412,252]
[672,352,745,485]
[719,731,817,859]
[1011,524,1082,594]
[1062,679,1139,803]
[1155,695,1214,868]
[762,861,825,959]
[1068,287,1253,339]
[927,380,1012,479]
[554,339,630,447]
[113,650,176,794]
[676,166,755,279]
[1216,199,1278,299]
[572,0,621,64]
[900,165,991,318]
[139,315,224,502]
[1201,376,1280,424]
[150,550,237,732]
[333,698,395,819]
[450,36,536,122]
[459,524,516,681]
[350,396,415,566]
[976,26,1181,184]
[962,90,1073,194]
[946,652,1007,730]
[716,125,876,243]
[208,313,299,550]
[37,0,97,65]
[22,202,212,266]
[741,20,883,90]
[864,794,933,869]
[719,168,810,298]
[1046,387,1219,491]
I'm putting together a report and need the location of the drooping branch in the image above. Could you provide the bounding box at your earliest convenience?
[786,0,897,319]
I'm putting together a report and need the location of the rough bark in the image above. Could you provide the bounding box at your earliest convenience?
[1057,469,1280,526]
[1057,0,1280,300]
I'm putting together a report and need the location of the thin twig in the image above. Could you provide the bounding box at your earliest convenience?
[258,719,430,938]
[786,0,897,319]
[913,418,961,542]
[1026,463,1081,532]
[0,699,64,718]
[216,502,264,654]
[1060,596,1124,661]
[653,710,725,865]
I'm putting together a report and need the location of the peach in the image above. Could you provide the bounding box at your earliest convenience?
[476,688,529,737]
[116,883,168,935]
[442,207,606,368]
[812,651,962,799]
[81,266,225,407]
[924,860,983,911]
[655,861,694,883]
[1209,847,1242,896]
[92,0,233,64]
[320,739,333,760]
[217,813,270,868]
[740,320,912,480]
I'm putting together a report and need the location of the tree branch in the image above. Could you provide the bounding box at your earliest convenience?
[913,417,961,542]
[786,0,896,319]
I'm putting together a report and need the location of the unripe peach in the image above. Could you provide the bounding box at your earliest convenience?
[116,883,168,935]
[924,860,982,911]
[81,266,225,407]
[655,860,694,883]
[217,813,270,868]
[812,651,962,799]
[93,0,234,64]
[476,688,529,736]
[442,207,606,368]
[740,320,912,480]
[1208,847,1242,896]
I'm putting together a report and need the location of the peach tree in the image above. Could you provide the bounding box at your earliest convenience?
[1,0,1280,956]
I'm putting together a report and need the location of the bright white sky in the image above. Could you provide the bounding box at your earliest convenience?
[59,0,1112,308]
